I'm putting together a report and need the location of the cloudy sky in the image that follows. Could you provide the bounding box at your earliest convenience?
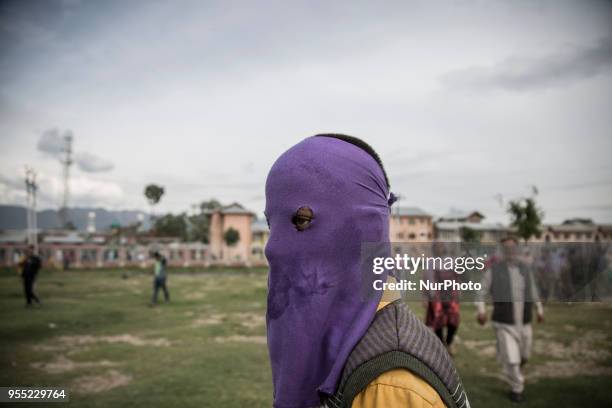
[1,0,611,223]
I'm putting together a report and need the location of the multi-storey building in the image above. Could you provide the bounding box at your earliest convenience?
[389,207,433,242]
[434,210,509,243]
[206,203,254,266]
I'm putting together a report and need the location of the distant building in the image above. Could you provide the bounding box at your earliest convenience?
[0,229,28,264]
[206,203,255,265]
[532,219,612,243]
[389,207,433,242]
[438,210,485,224]
[0,229,208,269]
[434,210,508,243]
[251,219,269,266]
[600,225,612,241]
[3,203,610,269]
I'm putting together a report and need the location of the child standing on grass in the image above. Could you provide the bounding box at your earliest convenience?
[151,252,169,305]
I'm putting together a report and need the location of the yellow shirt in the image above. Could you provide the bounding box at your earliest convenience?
[351,300,447,408]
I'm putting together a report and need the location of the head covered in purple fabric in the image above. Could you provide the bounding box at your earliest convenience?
[265,135,392,408]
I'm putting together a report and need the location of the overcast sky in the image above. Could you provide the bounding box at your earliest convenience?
[1,0,611,224]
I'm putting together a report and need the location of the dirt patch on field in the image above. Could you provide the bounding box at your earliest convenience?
[533,330,610,361]
[477,366,506,382]
[464,330,610,365]
[234,312,265,329]
[253,281,268,289]
[470,330,612,382]
[462,339,497,358]
[33,334,171,352]
[31,355,117,374]
[191,312,265,329]
[535,329,555,339]
[192,314,225,327]
[214,335,267,345]
[62,334,171,347]
[527,360,612,381]
[184,292,206,300]
[72,370,132,394]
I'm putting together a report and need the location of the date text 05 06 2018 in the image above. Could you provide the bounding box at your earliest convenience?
[0,388,69,403]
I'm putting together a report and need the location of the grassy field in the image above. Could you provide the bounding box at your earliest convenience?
[1,268,611,407]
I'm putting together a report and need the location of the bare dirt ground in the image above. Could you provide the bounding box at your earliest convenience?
[71,370,133,394]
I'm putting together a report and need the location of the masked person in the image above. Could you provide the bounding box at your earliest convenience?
[265,134,469,408]
[476,236,544,404]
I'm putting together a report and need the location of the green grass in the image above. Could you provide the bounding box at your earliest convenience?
[1,268,611,407]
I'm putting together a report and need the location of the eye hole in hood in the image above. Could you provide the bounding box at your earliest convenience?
[292,206,314,231]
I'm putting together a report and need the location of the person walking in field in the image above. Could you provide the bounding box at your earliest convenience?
[476,236,544,404]
[151,252,169,305]
[19,245,42,307]
[424,241,461,356]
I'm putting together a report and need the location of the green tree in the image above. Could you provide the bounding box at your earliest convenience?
[459,226,480,243]
[507,197,544,241]
[185,199,223,243]
[187,212,210,243]
[154,213,187,239]
[200,199,222,212]
[144,184,165,219]
[223,227,240,247]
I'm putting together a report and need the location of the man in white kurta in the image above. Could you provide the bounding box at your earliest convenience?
[476,237,544,403]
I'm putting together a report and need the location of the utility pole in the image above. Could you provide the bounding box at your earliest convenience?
[394,193,404,217]
[59,133,73,228]
[25,166,38,253]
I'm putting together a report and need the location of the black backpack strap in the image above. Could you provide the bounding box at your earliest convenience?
[324,350,468,408]
[322,301,469,408]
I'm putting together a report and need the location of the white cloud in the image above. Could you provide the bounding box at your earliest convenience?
[48,174,124,207]
[440,35,612,91]
[0,172,124,208]
[74,151,114,173]
[37,128,114,173]
[37,128,70,156]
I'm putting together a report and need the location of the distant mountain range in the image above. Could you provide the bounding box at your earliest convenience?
[0,205,152,232]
